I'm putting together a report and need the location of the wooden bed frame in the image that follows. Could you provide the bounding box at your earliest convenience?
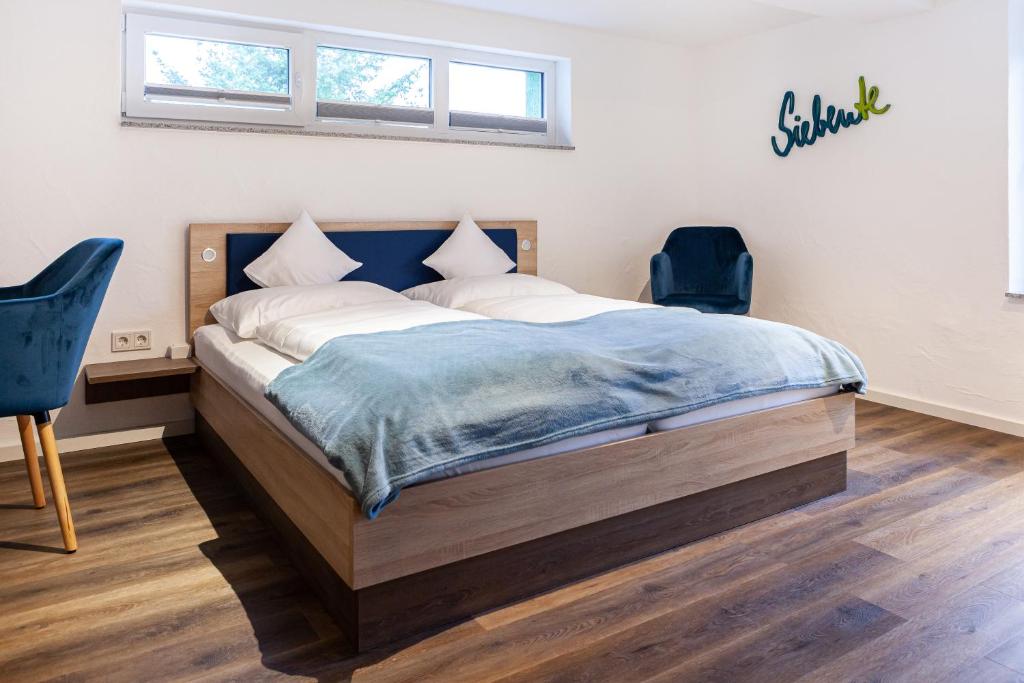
[187,220,854,651]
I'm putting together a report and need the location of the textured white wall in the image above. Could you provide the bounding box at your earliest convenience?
[691,0,1024,429]
[0,0,699,455]
[2,0,1016,458]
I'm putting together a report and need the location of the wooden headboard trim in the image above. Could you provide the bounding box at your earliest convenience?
[187,220,538,339]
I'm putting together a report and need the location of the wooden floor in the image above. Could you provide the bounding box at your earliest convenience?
[3,402,1024,681]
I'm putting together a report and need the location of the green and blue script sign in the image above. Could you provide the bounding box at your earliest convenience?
[772,76,891,158]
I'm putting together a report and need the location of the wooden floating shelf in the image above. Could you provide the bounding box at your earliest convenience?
[84,357,197,404]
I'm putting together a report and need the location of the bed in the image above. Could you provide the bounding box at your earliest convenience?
[187,220,856,651]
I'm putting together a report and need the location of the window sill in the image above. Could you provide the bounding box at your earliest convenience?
[120,117,575,151]
[1006,292,1024,300]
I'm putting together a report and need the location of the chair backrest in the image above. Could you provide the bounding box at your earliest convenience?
[662,226,747,295]
[0,238,123,416]
[21,239,118,298]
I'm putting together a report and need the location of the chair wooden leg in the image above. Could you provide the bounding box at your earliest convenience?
[34,413,77,553]
[17,415,46,509]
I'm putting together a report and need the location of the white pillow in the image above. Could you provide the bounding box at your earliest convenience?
[402,274,576,309]
[422,214,516,280]
[210,281,406,338]
[244,211,362,288]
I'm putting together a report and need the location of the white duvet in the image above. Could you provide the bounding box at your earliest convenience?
[250,279,695,363]
[255,299,484,361]
[254,294,689,362]
[455,293,682,322]
[402,274,688,322]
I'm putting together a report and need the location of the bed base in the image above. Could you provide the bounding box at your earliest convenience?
[191,367,853,651]
[198,414,845,650]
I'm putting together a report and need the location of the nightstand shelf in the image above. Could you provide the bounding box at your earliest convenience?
[84,357,197,404]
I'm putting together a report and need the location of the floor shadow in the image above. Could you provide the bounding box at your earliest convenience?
[0,484,59,553]
[163,436,408,681]
[0,540,67,554]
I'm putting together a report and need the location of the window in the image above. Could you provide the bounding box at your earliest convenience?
[122,10,566,146]
[316,45,433,126]
[449,62,546,134]
[145,35,290,97]
[124,14,305,125]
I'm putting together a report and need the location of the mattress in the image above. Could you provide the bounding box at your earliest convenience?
[194,323,837,490]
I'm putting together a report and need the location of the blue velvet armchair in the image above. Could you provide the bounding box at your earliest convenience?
[650,227,753,315]
[1,238,123,552]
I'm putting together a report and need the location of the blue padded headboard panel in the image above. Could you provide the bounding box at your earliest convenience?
[226,229,518,295]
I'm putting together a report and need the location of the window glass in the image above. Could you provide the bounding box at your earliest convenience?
[449,62,543,119]
[145,34,289,94]
[317,46,430,108]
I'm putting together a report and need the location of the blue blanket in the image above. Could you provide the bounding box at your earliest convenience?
[266,309,866,519]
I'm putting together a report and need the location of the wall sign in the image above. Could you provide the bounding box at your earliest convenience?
[772,76,891,158]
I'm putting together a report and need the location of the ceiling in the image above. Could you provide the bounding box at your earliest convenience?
[419,0,938,46]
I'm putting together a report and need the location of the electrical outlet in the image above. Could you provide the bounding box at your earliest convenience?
[111,331,133,352]
[111,329,153,352]
[133,330,152,351]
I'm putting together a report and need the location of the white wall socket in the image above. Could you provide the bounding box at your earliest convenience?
[111,331,132,352]
[134,331,152,351]
[111,330,152,352]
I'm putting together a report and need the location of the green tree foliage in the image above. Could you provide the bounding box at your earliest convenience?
[151,53,186,86]
[525,71,543,119]
[317,48,427,106]
[151,41,424,105]
[194,42,289,94]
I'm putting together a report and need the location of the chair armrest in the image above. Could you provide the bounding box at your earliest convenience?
[0,296,60,357]
[735,252,753,303]
[650,252,674,304]
[0,296,64,412]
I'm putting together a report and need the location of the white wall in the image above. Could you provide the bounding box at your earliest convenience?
[691,0,1024,432]
[0,0,699,456]
[3,0,1018,458]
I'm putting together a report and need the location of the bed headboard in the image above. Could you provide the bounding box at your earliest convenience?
[187,220,538,339]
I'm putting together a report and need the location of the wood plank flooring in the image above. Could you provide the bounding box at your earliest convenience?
[2,401,1024,681]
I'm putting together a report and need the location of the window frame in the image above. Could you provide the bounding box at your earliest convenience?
[123,13,309,126]
[312,33,437,129]
[444,50,553,137]
[122,10,560,146]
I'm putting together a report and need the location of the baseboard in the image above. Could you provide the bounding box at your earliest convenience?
[0,418,195,463]
[862,389,1024,438]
